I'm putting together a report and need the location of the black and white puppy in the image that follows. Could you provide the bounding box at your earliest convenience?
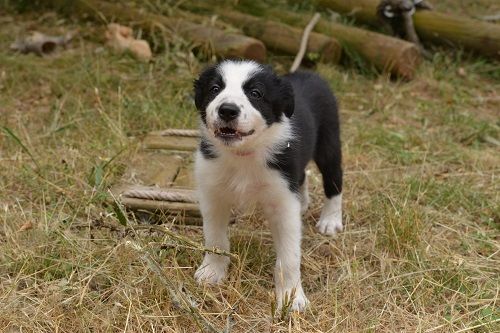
[193,60,343,311]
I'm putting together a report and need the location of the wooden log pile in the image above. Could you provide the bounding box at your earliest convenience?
[46,0,500,75]
[255,8,422,78]
[181,1,422,77]
[317,0,500,59]
[46,0,266,61]
[214,10,342,64]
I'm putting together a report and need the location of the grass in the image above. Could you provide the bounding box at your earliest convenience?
[0,1,499,332]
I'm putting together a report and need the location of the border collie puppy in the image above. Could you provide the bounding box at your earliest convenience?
[193,60,342,311]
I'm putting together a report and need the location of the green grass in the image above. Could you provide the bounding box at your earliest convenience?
[1,2,499,332]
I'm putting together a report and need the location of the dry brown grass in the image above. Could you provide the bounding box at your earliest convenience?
[1,1,499,332]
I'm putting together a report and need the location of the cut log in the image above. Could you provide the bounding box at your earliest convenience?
[46,0,266,61]
[263,9,421,78]
[212,10,342,64]
[317,0,500,59]
[179,2,418,77]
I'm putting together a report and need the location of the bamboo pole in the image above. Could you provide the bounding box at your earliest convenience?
[213,10,342,64]
[264,9,421,78]
[317,0,500,59]
[47,0,266,61]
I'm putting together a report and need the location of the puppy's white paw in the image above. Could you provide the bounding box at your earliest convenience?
[291,289,309,312]
[316,211,343,236]
[277,287,310,312]
[317,194,343,236]
[194,256,228,285]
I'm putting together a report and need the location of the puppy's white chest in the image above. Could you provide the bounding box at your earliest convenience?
[195,152,285,209]
[222,161,272,204]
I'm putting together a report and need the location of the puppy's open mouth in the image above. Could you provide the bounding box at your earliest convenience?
[214,127,255,140]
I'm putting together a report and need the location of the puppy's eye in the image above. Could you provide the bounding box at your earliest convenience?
[250,89,262,99]
[210,84,221,93]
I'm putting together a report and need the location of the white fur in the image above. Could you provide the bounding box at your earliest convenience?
[317,193,343,235]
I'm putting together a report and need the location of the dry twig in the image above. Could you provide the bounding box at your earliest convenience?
[290,13,322,73]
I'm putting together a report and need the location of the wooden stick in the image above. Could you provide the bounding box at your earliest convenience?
[290,13,322,72]
[317,0,500,59]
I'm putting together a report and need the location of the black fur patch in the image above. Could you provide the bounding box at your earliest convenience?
[194,65,224,124]
[242,70,295,125]
[199,137,217,159]
[267,71,343,198]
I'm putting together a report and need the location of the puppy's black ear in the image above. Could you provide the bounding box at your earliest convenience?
[194,65,217,111]
[278,78,295,118]
[193,78,204,111]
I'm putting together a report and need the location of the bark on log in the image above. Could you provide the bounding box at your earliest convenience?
[215,11,342,64]
[317,0,500,59]
[47,0,266,61]
[265,9,421,78]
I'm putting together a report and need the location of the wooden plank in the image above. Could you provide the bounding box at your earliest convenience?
[109,129,201,224]
[143,135,198,151]
[120,197,200,217]
[124,152,184,187]
[174,157,196,188]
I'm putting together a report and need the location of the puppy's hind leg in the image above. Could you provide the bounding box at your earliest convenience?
[314,133,343,236]
[194,190,232,284]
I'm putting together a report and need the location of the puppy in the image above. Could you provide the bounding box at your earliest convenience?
[193,60,343,311]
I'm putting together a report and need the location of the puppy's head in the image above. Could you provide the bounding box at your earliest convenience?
[194,60,294,148]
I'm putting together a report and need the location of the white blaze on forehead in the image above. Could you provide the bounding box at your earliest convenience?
[218,60,262,88]
[204,60,267,141]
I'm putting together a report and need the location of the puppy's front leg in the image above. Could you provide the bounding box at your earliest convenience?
[263,195,309,312]
[194,191,232,285]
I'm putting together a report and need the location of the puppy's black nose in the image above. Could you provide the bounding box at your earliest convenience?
[218,103,240,122]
